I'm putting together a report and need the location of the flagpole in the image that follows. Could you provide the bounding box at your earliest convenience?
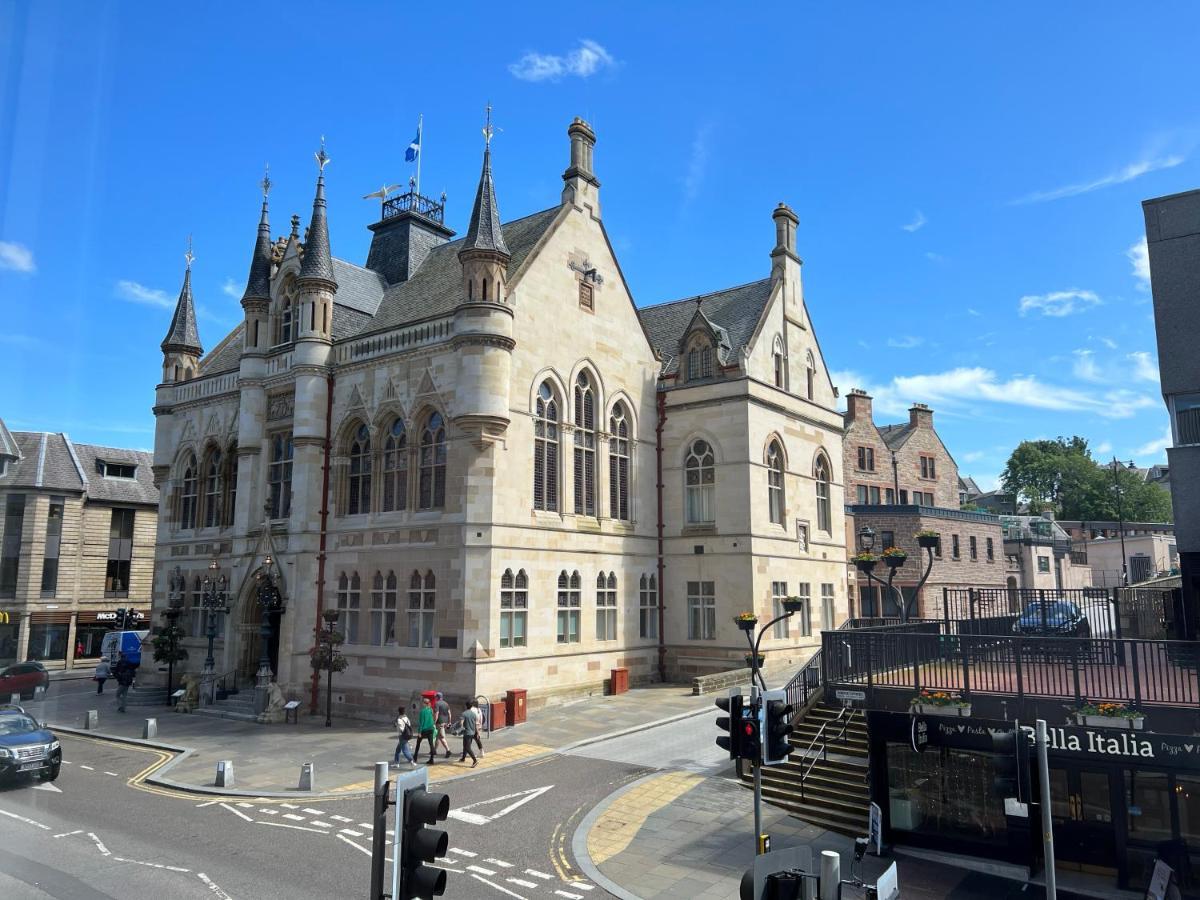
[415,113,423,198]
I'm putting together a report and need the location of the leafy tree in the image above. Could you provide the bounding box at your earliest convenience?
[1001,436,1092,511]
[152,623,189,665]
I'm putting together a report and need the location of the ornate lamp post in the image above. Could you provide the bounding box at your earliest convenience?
[199,559,230,703]
[253,553,286,713]
[853,525,936,623]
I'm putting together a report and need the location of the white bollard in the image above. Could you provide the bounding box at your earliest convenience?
[9,693,19,706]
[142,718,158,739]
[298,762,314,791]
[216,760,234,788]
[819,849,841,900]
[83,710,99,729]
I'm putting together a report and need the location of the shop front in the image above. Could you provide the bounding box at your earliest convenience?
[869,710,1200,896]
[0,610,18,665]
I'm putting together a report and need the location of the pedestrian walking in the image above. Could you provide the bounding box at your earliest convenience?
[114,655,135,712]
[93,658,110,694]
[457,702,479,768]
[433,691,452,759]
[393,706,415,767]
[413,696,437,764]
[468,699,485,758]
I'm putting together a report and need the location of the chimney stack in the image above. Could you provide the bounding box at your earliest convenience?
[846,389,873,423]
[909,403,933,429]
[562,117,600,214]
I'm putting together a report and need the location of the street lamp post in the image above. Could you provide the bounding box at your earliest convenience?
[321,608,340,728]
[1111,457,1135,587]
[253,553,286,715]
[162,596,185,705]
[853,525,936,623]
[199,559,230,704]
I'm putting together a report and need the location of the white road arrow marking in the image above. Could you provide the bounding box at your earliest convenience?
[32,781,62,793]
[448,785,554,826]
[470,873,528,899]
[0,808,51,830]
[219,803,253,822]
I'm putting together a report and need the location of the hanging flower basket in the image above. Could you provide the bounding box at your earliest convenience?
[882,547,908,569]
[782,596,806,613]
[852,553,878,574]
[745,654,766,670]
[734,613,758,632]
[915,531,941,550]
[910,690,970,717]
[1072,702,1145,730]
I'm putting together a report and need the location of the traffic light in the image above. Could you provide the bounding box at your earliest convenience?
[715,692,745,759]
[399,785,450,899]
[740,705,762,762]
[761,689,794,766]
[115,608,127,629]
[990,727,1028,800]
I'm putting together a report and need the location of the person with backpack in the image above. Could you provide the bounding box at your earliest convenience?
[413,696,437,765]
[113,654,135,712]
[457,701,479,768]
[393,706,415,767]
[466,699,485,758]
[93,658,111,694]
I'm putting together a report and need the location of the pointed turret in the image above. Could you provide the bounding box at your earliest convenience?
[296,140,336,343]
[299,147,336,285]
[241,170,275,355]
[459,110,510,306]
[161,241,203,383]
[461,146,510,257]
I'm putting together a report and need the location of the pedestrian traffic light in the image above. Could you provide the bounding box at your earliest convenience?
[399,785,450,899]
[761,689,794,766]
[740,706,762,763]
[715,692,745,759]
[990,728,1027,800]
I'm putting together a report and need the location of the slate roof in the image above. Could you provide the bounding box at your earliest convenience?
[241,199,274,302]
[71,442,158,505]
[461,148,510,257]
[0,430,157,506]
[878,423,912,449]
[299,175,335,282]
[0,418,19,460]
[198,323,245,376]
[161,267,202,355]
[637,278,773,376]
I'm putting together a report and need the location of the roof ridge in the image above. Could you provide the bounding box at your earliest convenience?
[62,433,89,486]
[641,277,772,312]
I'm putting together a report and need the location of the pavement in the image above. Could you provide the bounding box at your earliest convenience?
[24,677,715,797]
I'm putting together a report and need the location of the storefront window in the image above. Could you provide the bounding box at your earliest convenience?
[75,625,110,659]
[0,622,19,665]
[27,623,68,661]
[1126,770,1173,845]
[886,743,1006,842]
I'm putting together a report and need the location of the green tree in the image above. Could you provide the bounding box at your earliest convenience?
[1000,436,1092,511]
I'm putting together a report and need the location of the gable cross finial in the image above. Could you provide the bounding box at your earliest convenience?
[315,135,330,173]
[261,164,272,198]
[184,234,195,271]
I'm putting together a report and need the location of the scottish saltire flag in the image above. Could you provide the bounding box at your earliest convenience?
[405,121,421,162]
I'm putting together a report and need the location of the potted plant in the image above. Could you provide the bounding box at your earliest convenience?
[734,612,759,632]
[915,530,941,551]
[782,595,806,614]
[882,546,908,568]
[1072,701,1145,730]
[851,552,878,574]
[909,689,971,717]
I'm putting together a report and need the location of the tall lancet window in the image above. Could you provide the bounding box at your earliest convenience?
[608,402,630,521]
[348,424,372,515]
[202,448,222,528]
[767,440,785,526]
[382,419,408,512]
[573,372,596,516]
[277,276,296,345]
[419,412,447,510]
[533,382,559,512]
[179,454,198,530]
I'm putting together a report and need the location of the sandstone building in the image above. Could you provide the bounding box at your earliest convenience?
[148,118,848,716]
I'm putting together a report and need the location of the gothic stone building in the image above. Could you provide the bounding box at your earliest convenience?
[150,118,847,716]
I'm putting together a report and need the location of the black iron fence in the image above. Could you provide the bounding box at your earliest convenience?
[822,624,1200,709]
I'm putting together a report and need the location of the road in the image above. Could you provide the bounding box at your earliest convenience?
[0,704,719,900]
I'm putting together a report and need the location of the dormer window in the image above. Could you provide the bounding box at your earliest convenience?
[685,336,715,382]
[98,461,137,480]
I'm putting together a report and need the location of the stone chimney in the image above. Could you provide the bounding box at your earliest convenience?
[909,403,934,429]
[846,389,873,423]
[562,117,600,215]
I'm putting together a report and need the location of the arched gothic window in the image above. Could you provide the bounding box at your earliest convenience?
[533,382,559,512]
[418,412,447,509]
[814,452,832,533]
[499,568,528,648]
[767,440,785,526]
[773,336,787,390]
[382,418,408,512]
[573,372,596,516]
[685,440,715,525]
[268,433,293,520]
[407,570,436,648]
[348,424,372,515]
[596,571,617,641]
[202,448,222,528]
[369,571,397,646]
[277,276,297,345]
[806,351,816,401]
[608,402,630,521]
[686,336,715,382]
[223,442,238,528]
[179,454,198,530]
[336,572,361,643]
[556,570,581,644]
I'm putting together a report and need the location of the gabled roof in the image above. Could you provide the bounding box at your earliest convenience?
[71,441,158,505]
[0,418,19,460]
[959,475,982,496]
[198,323,245,376]
[0,430,156,504]
[638,278,773,376]
[878,423,912,449]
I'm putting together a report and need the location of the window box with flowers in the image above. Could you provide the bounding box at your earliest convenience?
[910,690,971,717]
[915,530,941,551]
[734,612,759,633]
[881,546,908,569]
[1072,702,1145,730]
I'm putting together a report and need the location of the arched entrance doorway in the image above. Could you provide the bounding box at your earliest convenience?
[236,571,283,682]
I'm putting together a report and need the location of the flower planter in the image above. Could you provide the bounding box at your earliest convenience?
[1074,714,1144,730]
[912,703,972,717]
[854,560,878,576]
[883,554,907,569]
[735,618,758,632]
[782,598,805,613]
[916,535,940,551]
[745,655,766,670]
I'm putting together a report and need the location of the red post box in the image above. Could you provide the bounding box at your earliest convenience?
[610,667,630,695]
[505,688,527,725]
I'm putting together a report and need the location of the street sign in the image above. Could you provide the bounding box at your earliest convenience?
[868,802,882,855]
[834,690,865,702]
[875,861,899,900]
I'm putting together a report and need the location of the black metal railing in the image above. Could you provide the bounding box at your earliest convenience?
[784,648,824,709]
[381,190,445,224]
[212,669,239,702]
[822,625,1200,709]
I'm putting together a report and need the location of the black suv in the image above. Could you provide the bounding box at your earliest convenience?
[0,705,62,784]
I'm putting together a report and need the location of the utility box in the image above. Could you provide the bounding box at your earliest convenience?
[489,700,506,730]
[610,667,630,695]
[505,688,527,725]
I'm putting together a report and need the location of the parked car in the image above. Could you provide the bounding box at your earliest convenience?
[0,662,50,701]
[1012,601,1091,638]
[0,705,61,784]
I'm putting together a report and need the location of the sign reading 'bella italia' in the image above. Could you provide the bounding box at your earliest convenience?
[1021,724,1155,760]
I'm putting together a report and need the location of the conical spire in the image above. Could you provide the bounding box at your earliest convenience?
[299,139,336,283]
[242,167,274,303]
[461,110,509,257]
[161,238,203,355]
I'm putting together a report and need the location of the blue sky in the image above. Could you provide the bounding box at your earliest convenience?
[2,3,1197,490]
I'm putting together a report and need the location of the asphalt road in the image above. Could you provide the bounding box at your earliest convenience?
[0,726,657,900]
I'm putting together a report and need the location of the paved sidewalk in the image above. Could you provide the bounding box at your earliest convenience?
[25,682,713,796]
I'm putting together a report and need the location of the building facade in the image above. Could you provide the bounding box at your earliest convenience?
[1145,187,1200,637]
[0,421,157,669]
[149,118,848,717]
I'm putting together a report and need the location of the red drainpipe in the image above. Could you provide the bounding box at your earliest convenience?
[310,371,334,714]
[655,389,668,683]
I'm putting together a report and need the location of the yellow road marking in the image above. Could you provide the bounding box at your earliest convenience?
[587,772,704,865]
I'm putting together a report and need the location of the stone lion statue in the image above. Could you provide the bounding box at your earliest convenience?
[258,681,287,724]
[174,674,200,713]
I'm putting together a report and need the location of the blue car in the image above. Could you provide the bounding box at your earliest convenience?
[0,705,62,784]
[1012,601,1090,638]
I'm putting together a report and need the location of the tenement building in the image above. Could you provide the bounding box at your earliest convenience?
[0,419,157,670]
[148,117,848,717]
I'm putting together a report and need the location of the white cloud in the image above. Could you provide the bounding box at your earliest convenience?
[1093,441,1113,456]
[508,39,615,82]
[966,308,981,317]
[1072,349,1102,382]
[961,450,985,463]
[0,240,36,273]
[1127,237,1150,291]
[682,123,714,202]
[1135,425,1172,458]
[832,365,1155,421]
[222,278,241,299]
[115,280,172,309]
[901,210,926,233]
[924,251,944,262]
[1018,288,1101,318]
[1128,350,1160,383]
[886,335,924,349]
[1012,154,1186,204]
[1100,337,1118,350]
